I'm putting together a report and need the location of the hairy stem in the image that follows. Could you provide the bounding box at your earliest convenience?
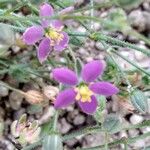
[79,132,150,150]
[90,33,150,56]
[112,50,150,77]
[63,120,150,141]
[101,41,133,93]
[0,81,26,96]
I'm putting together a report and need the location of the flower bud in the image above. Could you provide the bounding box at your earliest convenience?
[43,86,59,101]
[25,90,46,104]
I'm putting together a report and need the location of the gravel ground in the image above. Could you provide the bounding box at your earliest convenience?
[0,0,150,150]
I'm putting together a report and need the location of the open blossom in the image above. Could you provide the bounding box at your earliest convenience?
[23,3,70,63]
[52,60,119,114]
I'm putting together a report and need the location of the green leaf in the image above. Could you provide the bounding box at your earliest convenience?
[8,64,30,82]
[142,75,150,85]
[130,90,148,113]
[27,105,43,115]
[42,135,63,150]
[70,36,84,46]
[0,46,10,57]
[102,114,121,134]
[104,8,130,32]
[115,0,143,10]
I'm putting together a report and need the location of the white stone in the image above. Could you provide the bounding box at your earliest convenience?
[130,114,144,125]
[0,85,8,97]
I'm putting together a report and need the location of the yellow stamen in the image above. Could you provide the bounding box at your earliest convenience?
[75,86,93,103]
[45,28,64,46]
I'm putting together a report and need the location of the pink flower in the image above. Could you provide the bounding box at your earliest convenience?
[23,3,70,63]
[52,60,119,114]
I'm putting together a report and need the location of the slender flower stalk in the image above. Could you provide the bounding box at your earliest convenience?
[52,60,119,114]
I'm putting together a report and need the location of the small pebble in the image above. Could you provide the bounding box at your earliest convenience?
[131,139,145,148]
[39,106,55,125]
[128,129,139,137]
[0,85,8,97]
[129,10,146,32]
[9,91,23,110]
[73,115,85,125]
[58,118,72,134]
[130,114,144,125]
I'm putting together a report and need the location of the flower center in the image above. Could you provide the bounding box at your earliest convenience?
[75,85,93,103]
[45,28,64,46]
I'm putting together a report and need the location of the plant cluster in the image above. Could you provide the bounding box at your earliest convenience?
[0,0,149,150]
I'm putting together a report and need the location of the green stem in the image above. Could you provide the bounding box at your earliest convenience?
[112,50,150,77]
[52,1,91,32]
[53,111,59,132]
[79,132,150,150]
[101,42,133,93]
[124,142,128,150]
[68,46,77,66]
[130,29,150,46]
[123,120,150,130]
[2,1,27,15]
[63,120,150,141]
[0,81,26,96]
[63,125,103,141]
[104,132,108,150]
[91,33,150,56]
[0,59,9,67]
[71,1,113,14]
[0,23,25,32]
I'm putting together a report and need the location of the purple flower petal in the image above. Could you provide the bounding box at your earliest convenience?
[81,60,105,82]
[23,26,44,45]
[40,3,54,27]
[90,81,119,96]
[50,20,64,30]
[54,88,76,108]
[54,32,69,51]
[52,68,78,85]
[78,95,98,114]
[37,38,52,63]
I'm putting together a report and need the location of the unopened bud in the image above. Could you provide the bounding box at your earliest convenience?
[25,90,46,104]
[43,86,59,101]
